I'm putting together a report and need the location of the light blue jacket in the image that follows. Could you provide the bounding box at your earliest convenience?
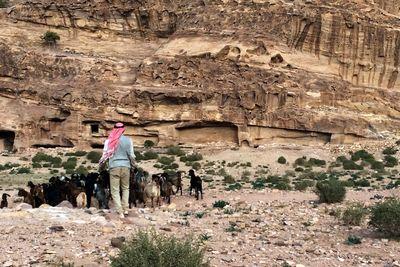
[104,135,135,169]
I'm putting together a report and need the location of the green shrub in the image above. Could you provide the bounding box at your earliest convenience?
[342,159,363,170]
[190,162,201,171]
[252,177,267,190]
[316,179,346,204]
[158,156,174,165]
[213,200,229,209]
[17,167,31,174]
[143,140,155,148]
[308,158,326,167]
[226,182,242,191]
[370,198,400,237]
[277,156,286,164]
[166,146,185,156]
[294,167,304,172]
[370,161,385,171]
[351,150,374,162]
[195,212,205,219]
[353,178,370,187]
[346,235,362,245]
[383,147,398,155]
[336,156,347,163]
[42,31,60,45]
[384,155,398,167]
[75,165,88,175]
[65,151,87,157]
[342,203,368,226]
[32,152,62,166]
[142,150,158,160]
[223,174,235,184]
[62,158,77,170]
[134,151,144,161]
[272,181,292,190]
[0,0,8,8]
[86,151,102,163]
[50,169,59,174]
[32,162,42,169]
[180,153,203,162]
[111,231,207,267]
[294,180,315,191]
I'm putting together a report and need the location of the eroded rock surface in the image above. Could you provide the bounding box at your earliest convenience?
[1,0,400,150]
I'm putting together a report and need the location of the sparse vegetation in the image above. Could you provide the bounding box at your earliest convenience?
[166,146,185,156]
[65,151,87,157]
[226,182,242,191]
[294,179,315,191]
[111,231,207,267]
[316,179,346,204]
[180,153,203,162]
[383,147,398,155]
[16,167,31,174]
[346,235,362,245]
[143,140,155,148]
[277,156,287,164]
[32,152,62,167]
[86,151,102,163]
[42,31,60,46]
[213,200,229,209]
[342,203,368,226]
[370,198,400,237]
[142,150,159,160]
[158,156,175,166]
[0,0,8,8]
[384,155,398,167]
[75,165,88,175]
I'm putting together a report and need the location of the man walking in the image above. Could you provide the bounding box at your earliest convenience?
[100,122,135,219]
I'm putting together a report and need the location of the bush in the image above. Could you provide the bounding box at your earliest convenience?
[0,0,8,8]
[42,31,60,45]
[142,150,159,160]
[190,162,201,171]
[383,147,398,155]
[353,178,370,187]
[62,157,77,170]
[384,155,398,167]
[65,151,87,157]
[342,159,363,170]
[111,231,207,267]
[351,150,374,162]
[134,151,144,161]
[294,167,304,172]
[316,179,346,204]
[17,167,31,174]
[158,156,174,166]
[143,140,155,148]
[370,161,385,171]
[342,203,368,226]
[86,151,102,163]
[166,146,185,156]
[180,153,203,162]
[32,162,42,169]
[370,198,400,237]
[252,177,267,190]
[75,165,88,176]
[277,156,287,164]
[213,200,229,209]
[32,152,62,166]
[346,235,362,245]
[294,180,315,191]
[226,182,242,191]
[223,174,235,184]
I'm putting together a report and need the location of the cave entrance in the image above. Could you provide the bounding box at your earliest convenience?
[0,131,15,152]
[91,124,99,134]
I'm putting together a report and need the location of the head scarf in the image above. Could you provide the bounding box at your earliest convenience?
[99,122,125,165]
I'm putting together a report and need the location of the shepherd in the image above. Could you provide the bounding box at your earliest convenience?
[99,122,135,219]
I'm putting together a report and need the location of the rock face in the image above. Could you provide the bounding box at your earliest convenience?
[1,0,400,150]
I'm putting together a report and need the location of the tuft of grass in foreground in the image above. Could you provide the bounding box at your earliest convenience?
[111,230,208,267]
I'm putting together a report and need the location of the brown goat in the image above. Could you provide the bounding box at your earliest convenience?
[17,189,34,206]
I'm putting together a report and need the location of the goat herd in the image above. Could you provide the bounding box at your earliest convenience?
[0,168,204,210]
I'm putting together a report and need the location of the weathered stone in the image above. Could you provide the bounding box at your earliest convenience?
[15,203,32,211]
[111,237,126,249]
[57,201,73,209]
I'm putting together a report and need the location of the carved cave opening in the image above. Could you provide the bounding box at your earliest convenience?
[0,131,15,151]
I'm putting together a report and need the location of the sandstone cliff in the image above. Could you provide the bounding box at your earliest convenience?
[1,0,400,151]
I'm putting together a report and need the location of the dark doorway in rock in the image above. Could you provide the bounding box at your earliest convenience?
[240,140,250,147]
[91,124,99,134]
[0,131,15,151]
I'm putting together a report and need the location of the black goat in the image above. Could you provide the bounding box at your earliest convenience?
[189,169,203,200]
[1,193,10,208]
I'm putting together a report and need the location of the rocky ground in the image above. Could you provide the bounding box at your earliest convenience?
[1,143,400,267]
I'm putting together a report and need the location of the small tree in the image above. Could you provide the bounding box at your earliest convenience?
[370,198,400,237]
[277,156,287,164]
[42,31,60,46]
